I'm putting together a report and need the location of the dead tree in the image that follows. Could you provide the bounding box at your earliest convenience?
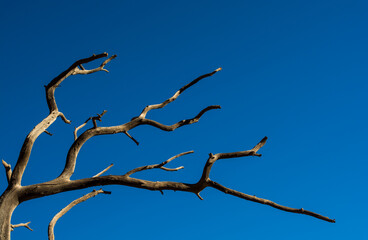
[0,53,335,240]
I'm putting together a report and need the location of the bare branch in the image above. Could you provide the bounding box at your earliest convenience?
[44,130,53,136]
[45,53,112,113]
[209,180,335,223]
[2,160,12,183]
[138,68,221,118]
[48,189,110,240]
[123,131,139,145]
[72,55,117,75]
[141,105,221,131]
[92,164,114,178]
[11,222,33,231]
[125,150,193,176]
[91,110,107,128]
[74,110,107,140]
[199,137,267,183]
[58,112,71,124]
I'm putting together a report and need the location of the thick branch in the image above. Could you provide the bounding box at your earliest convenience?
[48,189,110,240]
[125,151,193,176]
[11,222,33,231]
[2,160,12,183]
[138,68,221,118]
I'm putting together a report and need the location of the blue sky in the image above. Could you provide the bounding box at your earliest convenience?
[0,0,367,239]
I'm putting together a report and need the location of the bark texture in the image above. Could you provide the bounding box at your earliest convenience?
[0,53,334,240]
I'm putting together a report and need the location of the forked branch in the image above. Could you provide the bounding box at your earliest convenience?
[9,53,116,187]
[11,222,33,232]
[125,151,193,176]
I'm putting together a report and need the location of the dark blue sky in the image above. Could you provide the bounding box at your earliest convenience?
[0,1,367,239]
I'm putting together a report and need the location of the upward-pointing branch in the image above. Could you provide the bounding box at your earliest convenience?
[138,68,222,118]
[9,53,116,187]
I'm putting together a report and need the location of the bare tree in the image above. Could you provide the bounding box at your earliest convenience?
[0,53,335,240]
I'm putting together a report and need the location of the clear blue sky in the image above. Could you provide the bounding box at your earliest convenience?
[0,0,367,239]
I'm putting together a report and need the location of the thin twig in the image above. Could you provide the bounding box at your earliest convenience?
[125,150,194,176]
[11,222,33,231]
[2,159,12,183]
[93,164,114,178]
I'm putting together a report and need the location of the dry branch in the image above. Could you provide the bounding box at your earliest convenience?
[138,68,221,118]
[92,164,114,178]
[2,160,12,183]
[11,222,33,231]
[125,151,193,176]
[48,189,110,240]
[0,53,335,240]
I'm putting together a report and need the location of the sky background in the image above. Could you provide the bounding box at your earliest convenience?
[0,0,367,239]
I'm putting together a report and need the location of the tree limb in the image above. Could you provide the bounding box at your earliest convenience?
[124,150,193,176]
[11,222,33,231]
[9,53,116,187]
[140,105,221,131]
[48,189,110,240]
[57,70,221,181]
[2,160,12,183]
[208,180,335,223]
[138,68,221,118]
[92,164,114,178]
[20,137,334,223]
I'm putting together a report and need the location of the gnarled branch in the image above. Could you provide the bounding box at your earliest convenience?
[9,53,116,187]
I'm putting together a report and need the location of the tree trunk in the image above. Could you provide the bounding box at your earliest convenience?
[0,189,19,240]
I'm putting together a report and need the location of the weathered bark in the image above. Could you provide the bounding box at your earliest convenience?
[0,53,335,240]
[0,189,20,240]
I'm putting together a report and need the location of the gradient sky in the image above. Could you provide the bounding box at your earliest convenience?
[0,1,367,239]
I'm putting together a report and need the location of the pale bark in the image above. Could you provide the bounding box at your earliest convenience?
[0,53,335,240]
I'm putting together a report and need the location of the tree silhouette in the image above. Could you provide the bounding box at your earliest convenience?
[0,53,335,240]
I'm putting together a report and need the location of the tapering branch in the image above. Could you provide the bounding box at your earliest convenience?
[123,131,139,145]
[92,164,114,178]
[138,68,221,118]
[141,105,221,131]
[11,222,33,231]
[125,151,193,176]
[72,55,117,75]
[2,160,12,183]
[44,130,53,136]
[209,180,335,223]
[48,189,110,240]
